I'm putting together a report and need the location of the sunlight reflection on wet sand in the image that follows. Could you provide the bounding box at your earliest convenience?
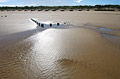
[0,11,120,79]
[11,28,119,79]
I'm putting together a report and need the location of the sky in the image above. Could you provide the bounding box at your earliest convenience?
[0,0,120,6]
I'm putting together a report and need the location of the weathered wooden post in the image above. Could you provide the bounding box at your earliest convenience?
[38,23,40,26]
[50,23,52,27]
[41,24,44,28]
[36,22,39,25]
[57,23,60,26]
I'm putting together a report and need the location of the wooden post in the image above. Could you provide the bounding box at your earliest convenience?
[41,24,44,28]
[38,23,40,26]
[50,23,52,27]
[57,23,60,26]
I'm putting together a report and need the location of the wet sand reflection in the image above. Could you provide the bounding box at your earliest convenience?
[0,27,120,79]
[0,11,120,79]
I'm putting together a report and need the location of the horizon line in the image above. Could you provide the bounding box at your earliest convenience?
[0,4,120,7]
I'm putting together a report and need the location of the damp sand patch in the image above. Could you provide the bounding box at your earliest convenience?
[102,33,120,49]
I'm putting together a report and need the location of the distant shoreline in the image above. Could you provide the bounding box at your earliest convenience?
[0,5,120,12]
[0,9,120,12]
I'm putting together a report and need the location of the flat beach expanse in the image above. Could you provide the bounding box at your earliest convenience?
[0,11,120,79]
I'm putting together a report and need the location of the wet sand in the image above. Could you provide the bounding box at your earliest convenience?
[0,11,120,79]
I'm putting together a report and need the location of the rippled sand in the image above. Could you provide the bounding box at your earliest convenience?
[0,11,120,79]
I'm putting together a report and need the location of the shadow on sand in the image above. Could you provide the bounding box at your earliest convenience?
[0,22,70,49]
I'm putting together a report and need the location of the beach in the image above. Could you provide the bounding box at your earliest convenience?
[0,11,120,79]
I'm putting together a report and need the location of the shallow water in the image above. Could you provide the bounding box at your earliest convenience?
[99,27,113,31]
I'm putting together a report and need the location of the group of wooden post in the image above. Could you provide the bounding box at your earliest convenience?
[38,23,60,28]
[31,18,60,28]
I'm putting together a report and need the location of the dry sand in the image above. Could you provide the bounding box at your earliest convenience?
[0,11,120,79]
